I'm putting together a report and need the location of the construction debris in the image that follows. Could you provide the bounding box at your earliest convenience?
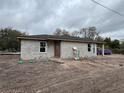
[49,58,64,64]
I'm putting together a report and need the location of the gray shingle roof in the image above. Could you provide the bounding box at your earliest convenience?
[17,34,104,44]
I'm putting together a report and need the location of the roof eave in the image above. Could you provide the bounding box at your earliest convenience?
[17,37,105,44]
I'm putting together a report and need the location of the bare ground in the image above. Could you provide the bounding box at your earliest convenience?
[0,55,124,93]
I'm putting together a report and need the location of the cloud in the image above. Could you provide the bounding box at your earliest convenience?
[0,0,124,39]
[101,29,124,40]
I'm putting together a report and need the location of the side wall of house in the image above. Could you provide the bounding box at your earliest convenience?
[60,41,97,58]
[21,40,54,60]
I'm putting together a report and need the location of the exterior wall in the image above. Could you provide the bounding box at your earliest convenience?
[60,41,97,58]
[21,40,97,60]
[21,40,54,60]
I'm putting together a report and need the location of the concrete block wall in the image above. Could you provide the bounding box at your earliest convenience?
[60,41,97,58]
[20,40,97,60]
[21,40,54,60]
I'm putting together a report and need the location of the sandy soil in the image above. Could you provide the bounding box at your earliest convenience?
[0,54,124,93]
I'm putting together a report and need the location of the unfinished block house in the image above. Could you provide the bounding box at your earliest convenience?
[18,35,104,60]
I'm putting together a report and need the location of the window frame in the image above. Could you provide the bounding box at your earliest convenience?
[88,43,91,52]
[40,41,47,53]
[93,44,95,53]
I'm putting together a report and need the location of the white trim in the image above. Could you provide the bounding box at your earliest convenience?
[40,41,47,53]
[102,44,104,56]
[93,44,95,53]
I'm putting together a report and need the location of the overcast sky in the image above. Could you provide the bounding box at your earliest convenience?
[0,0,124,39]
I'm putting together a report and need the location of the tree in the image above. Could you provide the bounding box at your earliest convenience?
[80,28,87,38]
[0,28,27,51]
[110,39,120,49]
[87,27,98,39]
[71,26,99,39]
[53,28,62,36]
[104,37,112,48]
[54,28,70,36]
[71,30,79,37]
[62,29,70,36]
[120,42,124,49]
[54,27,101,40]
[95,36,104,41]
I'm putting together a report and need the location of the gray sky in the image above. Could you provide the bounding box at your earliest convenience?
[0,0,124,39]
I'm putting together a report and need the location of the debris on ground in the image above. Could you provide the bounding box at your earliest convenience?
[0,54,124,93]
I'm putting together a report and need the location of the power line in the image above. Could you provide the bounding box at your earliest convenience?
[91,0,124,17]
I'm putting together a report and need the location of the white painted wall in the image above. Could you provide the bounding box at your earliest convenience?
[60,41,97,58]
[21,40,54,60]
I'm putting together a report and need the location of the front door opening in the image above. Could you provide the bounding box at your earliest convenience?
[54,41,60,58]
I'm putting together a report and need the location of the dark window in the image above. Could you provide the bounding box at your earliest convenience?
[40,42,46,52]
[88,44,91,52]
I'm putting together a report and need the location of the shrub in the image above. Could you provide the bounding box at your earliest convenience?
[112,49,124,54]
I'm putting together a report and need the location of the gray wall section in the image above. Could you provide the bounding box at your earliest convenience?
[20,40,97,60]
[21,40,54,60]
[60,41,97,58]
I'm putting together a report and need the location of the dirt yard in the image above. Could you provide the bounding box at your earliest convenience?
[0,55,124,93]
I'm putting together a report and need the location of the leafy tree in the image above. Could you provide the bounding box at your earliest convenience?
[104,38,120,49]
[104,37,111,48]
[110,39,120,49]
[120,42,124,49]
[0,28,27,51]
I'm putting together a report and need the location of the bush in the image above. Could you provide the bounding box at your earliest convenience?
[112,49,124,54]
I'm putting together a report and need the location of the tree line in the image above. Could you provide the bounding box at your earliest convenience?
[0,28,27,52]
[0,27,123,54]
[54,27,102,40]
[104,37,124,54]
